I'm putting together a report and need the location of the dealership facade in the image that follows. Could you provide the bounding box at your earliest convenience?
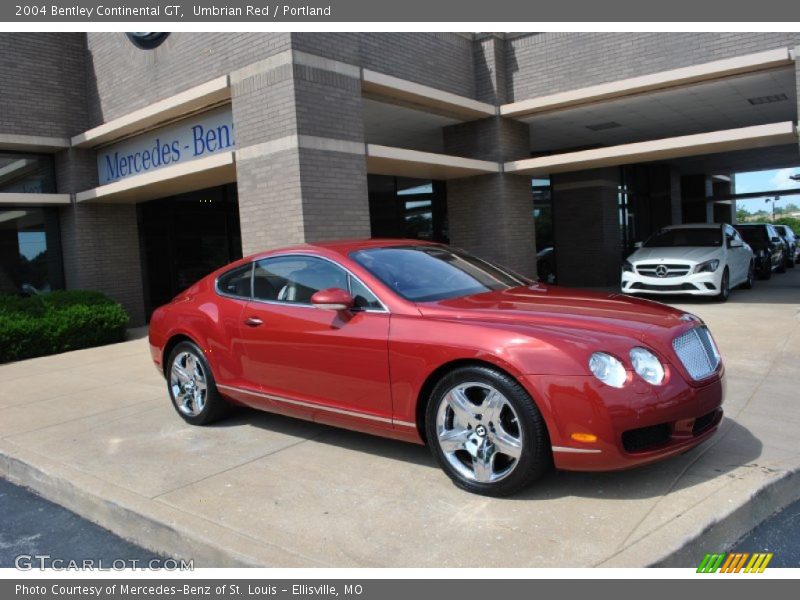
[1,32,799,325]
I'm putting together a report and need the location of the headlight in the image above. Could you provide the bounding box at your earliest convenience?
[622,260,634,272]
[589,352,627,388]
[694,259,720,274]
[629,347,665,385]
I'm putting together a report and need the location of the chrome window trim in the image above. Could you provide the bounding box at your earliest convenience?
[214,262,254,302]
[214,253,390,314]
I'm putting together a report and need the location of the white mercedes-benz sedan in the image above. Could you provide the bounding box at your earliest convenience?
[621,223,755,302]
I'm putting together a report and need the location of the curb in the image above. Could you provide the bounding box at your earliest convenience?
[653,466,800,567]
[0,442,325,568]
[2,439,798,568]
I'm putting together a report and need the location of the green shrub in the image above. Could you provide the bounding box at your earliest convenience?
[0,290,129,363]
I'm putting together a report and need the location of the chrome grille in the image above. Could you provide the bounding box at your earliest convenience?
[636,264,692,278]
[672,327,721,380]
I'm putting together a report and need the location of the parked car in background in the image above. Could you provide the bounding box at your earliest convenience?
[773,224,798,267]
[536,247,556,284]
[734,223,787,279]
[621,223,754,302]
[149,239,725,496]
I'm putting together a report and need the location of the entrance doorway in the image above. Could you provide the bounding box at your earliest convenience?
[138,184,241,317]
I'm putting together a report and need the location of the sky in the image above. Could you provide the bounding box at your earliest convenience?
[734,168,800,214]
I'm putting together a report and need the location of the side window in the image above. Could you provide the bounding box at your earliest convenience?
[253,256,348,304]
[724,226,735,246]
[216,263,252,298]
[348,275,383,310]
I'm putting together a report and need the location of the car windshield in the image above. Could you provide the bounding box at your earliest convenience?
[643,228,722,248]
[351,246,528,302]
[737,227,768,243]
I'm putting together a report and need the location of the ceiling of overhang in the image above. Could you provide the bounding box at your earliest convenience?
[671,142,800,175]
[524,67,798,154]
[362,98,460,154]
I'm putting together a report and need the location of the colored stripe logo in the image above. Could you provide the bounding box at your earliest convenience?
[697,552,773,573]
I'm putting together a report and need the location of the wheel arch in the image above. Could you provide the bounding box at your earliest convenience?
[414,357,551,445]
[162,333,200,378]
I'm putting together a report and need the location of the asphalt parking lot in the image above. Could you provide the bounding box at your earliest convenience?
[0,266,798,567]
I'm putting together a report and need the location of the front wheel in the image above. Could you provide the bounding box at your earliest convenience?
[776,252,787,273]
[715,267,730,302]
[740,261,755,289]
[167,341,231,425]
[425,365,551,497]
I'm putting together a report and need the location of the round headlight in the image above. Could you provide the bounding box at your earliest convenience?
[589,352,627,388]
[629,347,665,385]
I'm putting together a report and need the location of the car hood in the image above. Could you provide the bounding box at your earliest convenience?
[417,284,695,348]
[627,246,721,263]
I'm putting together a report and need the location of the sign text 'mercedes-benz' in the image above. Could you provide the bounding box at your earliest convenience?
[97,106,235,185]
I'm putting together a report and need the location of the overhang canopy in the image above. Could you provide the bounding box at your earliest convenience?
[75,152,235,204]
[366,144,499,180]
[71,76,231,149]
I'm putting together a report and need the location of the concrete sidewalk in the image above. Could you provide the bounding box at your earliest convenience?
[1,270,799,567]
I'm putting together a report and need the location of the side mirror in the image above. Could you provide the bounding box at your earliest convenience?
[311,288,354,311]
[633,241,643,249]
[729,239,743,248]
[771,237,782,243]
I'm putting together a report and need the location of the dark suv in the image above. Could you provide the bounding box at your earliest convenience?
[773,224,799,267]
[734,223,787,279]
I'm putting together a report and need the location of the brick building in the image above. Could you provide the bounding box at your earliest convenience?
[1,32,798,324]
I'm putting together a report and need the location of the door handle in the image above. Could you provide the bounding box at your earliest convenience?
[244,316,263,327]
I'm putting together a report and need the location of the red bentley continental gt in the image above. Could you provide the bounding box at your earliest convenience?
[148,240,725,496]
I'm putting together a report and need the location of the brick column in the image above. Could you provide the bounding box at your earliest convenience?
[551,168,622,288]
[231,52,369,256]
[681,174,714,223]
[56,148,146,326]
[443,117,537,278]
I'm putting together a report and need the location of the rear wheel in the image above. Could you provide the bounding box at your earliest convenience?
[425,365,551,497]
[715,268,730,302]
[167,341,231,425]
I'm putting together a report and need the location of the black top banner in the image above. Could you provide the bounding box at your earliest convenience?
[2,0,800,22]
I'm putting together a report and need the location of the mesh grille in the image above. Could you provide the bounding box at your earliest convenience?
[672,327,721,380]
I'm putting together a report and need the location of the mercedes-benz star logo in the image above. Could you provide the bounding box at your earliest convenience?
[655,265,669,278]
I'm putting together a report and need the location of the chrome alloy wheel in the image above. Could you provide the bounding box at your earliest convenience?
[435,382,523,483]
[170,351,208,417]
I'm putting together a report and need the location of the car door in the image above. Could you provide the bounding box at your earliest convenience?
[724,225,749,284]
[238,254,393,424]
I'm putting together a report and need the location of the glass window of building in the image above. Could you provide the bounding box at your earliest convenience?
[0,152,56,194]
[0,207,64,295]
[367,175,448,243]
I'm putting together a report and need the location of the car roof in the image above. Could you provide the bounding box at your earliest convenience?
[662,223,723,230]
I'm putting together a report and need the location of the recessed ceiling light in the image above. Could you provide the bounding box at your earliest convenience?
[585,121,622,131]
[747,93,789,105]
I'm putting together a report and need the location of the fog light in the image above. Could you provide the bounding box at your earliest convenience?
[571,433,598,443]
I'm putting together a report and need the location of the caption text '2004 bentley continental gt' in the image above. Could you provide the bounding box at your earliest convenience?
[148,240,725,496]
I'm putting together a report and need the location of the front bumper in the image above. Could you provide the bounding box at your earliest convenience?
[621,268,723,296]
[523,367,725,471]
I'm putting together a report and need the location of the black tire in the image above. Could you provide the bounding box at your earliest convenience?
[758,257,772,280]
[776,252,787,273]
[740,261,755,289]
[425,365,551,497]
[715,268,730,302]
[166,341,231,425]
